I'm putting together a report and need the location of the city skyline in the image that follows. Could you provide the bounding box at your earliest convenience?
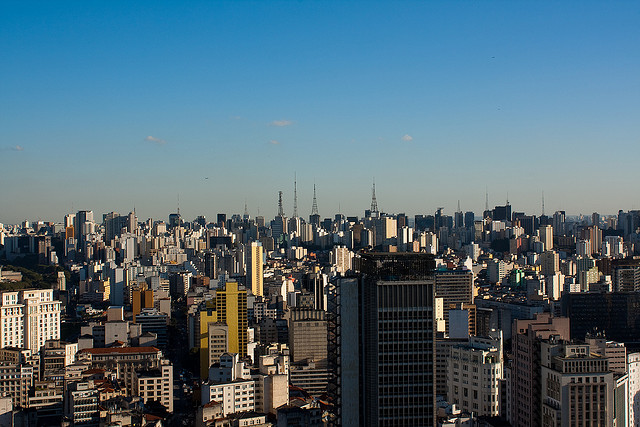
[0,182,635,226]
[2,1,639,223]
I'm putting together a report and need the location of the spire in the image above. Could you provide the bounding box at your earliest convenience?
[177,193,180,216]
[457,199,461,213]
[311,183,319,216]
[244,200,249,218]
[370,178,379,215]
[293,173,298,218]
[506,192,509,206]
[542,191,545,216]
[278,191,284,217]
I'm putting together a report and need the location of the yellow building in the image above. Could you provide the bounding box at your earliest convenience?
[199,282,248,378]
[247,242,264,297]
[132,288,154,317]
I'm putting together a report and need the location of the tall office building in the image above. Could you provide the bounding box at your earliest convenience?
[511,313,570,427]
[328,252,436,426]
[540,251,560,277]
[247,241,264,297]
[539,225,553,251]
[75,210,94,257]
[0,289,62,352]
[198,282,248,376]
[434,270,474,333]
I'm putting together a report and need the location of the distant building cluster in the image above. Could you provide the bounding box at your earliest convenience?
[2,189,640,425]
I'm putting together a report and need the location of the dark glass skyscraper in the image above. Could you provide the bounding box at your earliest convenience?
[328,252,436,426]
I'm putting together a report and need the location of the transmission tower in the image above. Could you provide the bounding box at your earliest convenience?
[278,191,284,217]
[311,183,319,216]
[293,173,298,218]
[370,179,379,215]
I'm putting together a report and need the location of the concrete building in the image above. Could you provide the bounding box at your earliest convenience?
[253,373,288,415]
[0,395,12,427]
[434,270,474,334]
[511,314,570,427]
[330,246,353,275]
[77,346,164,392]
[198,282,248,378]
[66,381,99,426]
[133,359,174,413]
[0,362,34,407]
[201,379,255,416]
[289,309,327,367]
[247,241,264,297]
[447,330,503,417]
[135,308,168,347]
[629,352,640,427]
[541,251,560,277]
[329,252,436,426]
[487,259,507,284]
[0,289,62,352]
[540,225,554,251]
[541,339,622,427]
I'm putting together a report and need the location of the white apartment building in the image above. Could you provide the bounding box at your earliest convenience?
[201,379,255,416]
[133,359,174,413]
[447,330,504,417]
[0,289,62,352]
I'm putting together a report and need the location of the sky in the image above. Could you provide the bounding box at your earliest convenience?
[1,1,639,224]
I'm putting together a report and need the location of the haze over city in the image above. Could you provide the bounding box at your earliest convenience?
[2,1,639,222]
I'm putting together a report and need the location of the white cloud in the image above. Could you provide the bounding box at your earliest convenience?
[270,120,293,127]
[269,140,280,145]
[12,145,24,151]
[401,134,413,142]
[145,135,166,145]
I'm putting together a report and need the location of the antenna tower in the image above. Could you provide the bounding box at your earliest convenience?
[370,179,379,215]
[244,200,249,218]
[457,199,461,212]
[485,187,489,211]
[542,191,545,216]
[293,173,298,218]
[311,183,319,216]
[278,191,284,217]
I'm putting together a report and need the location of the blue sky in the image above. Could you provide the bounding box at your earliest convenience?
[1,1,639,224]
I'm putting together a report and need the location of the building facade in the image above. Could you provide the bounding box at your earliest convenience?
[329,252,436,426]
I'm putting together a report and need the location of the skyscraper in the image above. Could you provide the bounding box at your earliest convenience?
[247,241,264,297]
[328,252,436,426]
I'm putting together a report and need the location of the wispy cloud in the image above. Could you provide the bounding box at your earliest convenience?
[401,134,413,142]
[269,140,280,145]
[2,145,24,152]
[145,135,166,145]
[270,120,293,127]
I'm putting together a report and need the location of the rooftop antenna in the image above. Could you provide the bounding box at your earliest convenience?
[278,191,284,217]
[293,172,298,218]
[311,182,319,216]
[371,178,379,215]
[542,191,545,216]
[244,200,249,218]
[457,199,461,213]
[177,193,180,216]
